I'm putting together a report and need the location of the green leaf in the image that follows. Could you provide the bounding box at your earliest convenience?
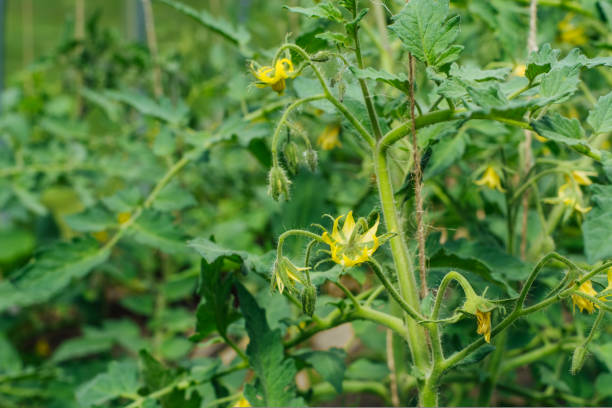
[454,344,495,368]
[425,131,466,178]
[0,237,109,312]
[315,32,352,47]
[390,0,463,69]
[76,361,140,407]
[64,206,115,232]
[449,63,510,82]
[192,258,240,339]
[284,2,344,23]
[139,350,202,408]
[130,210,188,255]
[297,348,346,393]
[11,184,47,216]
[428,238,529,296]
[595,373,612,397]
[155,0,251,51]
[0,333,22,374]
[0,228,35,265]
[525,43,560,81]
[345,358,389,381]
[237,284,304,406]
[531,113,601,160]
[350,67,410,92]
[152,183,197,212]
[539,65,581,103]
[52,337,113,364]
[583,184,612,263]
[587,91,612,134]
[466,84,508,109]
[106,90,188,125]
[80,88,120,122]
[52,319,146,363]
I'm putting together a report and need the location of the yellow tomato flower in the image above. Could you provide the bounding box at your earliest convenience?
[512,64,526,77]
[317,124,342,150]
[474,166,505,192]
[570,170,596,186]
[322,211,381,267]
[117,212,131,225]
[558,14,587,46]
[476,310,492,343]
[535,134,549,143]
[572,280,598,314]
[251,58,296,94]
[235,395,250,407]
[545,182,592,214]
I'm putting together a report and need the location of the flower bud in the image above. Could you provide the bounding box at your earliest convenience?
[283,141,299,174]
[301,283,317,317]
[571,345,588,375]
[303,148,318,172]
[268,166,291,201]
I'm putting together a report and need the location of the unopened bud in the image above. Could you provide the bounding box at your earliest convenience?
[303,148,318,172]
[283,141,299,174]
[311,51,330,62]
[268,166,291,201]
[301,283,317,317]
[571,345,588,375]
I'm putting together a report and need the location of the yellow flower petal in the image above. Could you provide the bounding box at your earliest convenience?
[317,124,342,150]
[341,211,356,240]
[476,310,491,343]
[572,281,598,313]
[475,166,505,192]
[571,170,595,186]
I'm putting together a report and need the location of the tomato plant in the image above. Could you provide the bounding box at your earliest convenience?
[1,0,611,407]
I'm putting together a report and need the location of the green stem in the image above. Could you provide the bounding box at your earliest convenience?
[500,341,577,373]
[419,379,439,407]
[276,229,325,259]
[367,258,427,322]
[351,4,383,140]
[374,148,431,373]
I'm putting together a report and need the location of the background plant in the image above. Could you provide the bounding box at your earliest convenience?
[0,0,611,407]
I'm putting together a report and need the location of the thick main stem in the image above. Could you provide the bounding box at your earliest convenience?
[375,149,431,376]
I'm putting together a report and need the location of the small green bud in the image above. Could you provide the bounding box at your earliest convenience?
[311,51,330,62]
[301,283,317,317]
[303,148,318,172]
[268,166,291,201]
[571,345,588,375]
[283,141,299,174]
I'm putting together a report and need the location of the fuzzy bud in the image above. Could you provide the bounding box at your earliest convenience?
[301,283,317,317]
[268,166,291,201]
[303,148,318,172]
[283,141,299,174]
[571,345,588,375]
